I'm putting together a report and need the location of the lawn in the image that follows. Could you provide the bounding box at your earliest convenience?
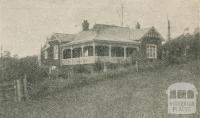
[0,61,200,118]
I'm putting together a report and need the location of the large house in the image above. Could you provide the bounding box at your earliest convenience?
[40,20,164,71]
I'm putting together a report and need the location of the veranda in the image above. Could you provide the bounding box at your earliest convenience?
[61,41,139,66]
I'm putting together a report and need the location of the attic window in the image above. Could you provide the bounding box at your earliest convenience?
[146,44,157,59]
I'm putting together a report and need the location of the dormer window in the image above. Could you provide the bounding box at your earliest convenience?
[146,44,157,59]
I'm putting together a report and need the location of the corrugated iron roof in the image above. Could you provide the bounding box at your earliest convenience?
[73,30,97,42]
[47,33,75,43]
[47,24,163,45]
[130,27,152,41]
[94,26,131,42]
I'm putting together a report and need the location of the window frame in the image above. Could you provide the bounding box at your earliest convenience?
[170,90,177,99]
[187,90,194,99]
[177,90,187,99]
[63,49,71,59]
[146,44,157,59]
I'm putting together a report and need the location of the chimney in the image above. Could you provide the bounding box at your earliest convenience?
[135,22,141,29]
[82,20,89,31]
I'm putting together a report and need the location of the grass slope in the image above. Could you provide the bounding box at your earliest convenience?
[1,61,200,118]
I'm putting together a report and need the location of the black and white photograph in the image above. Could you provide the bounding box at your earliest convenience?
[0,0,200,117]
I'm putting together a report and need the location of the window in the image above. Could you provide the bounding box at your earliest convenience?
[73,48,81,58]
[96,46,109,56]
[63,49,71,59]
[44,50,48,59]
[84,46,93,56]
[170,90,176,99]
[146,44,157,59]
[126,48,137,57]
[53,45,59,59]
[177,90,186,99]
[111,47,124,57]
[187,90,194,99]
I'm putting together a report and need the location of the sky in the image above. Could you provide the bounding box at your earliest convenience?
[0,0,199,57]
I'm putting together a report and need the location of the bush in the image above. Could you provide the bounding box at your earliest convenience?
[188,60,200,76]
[0,55,48,83]
[162,32,200,65]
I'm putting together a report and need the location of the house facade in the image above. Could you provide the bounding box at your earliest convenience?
[40,21,164,71]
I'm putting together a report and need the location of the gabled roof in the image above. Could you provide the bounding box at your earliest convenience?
[94,26,131,42]
[47,33,75,43]
[69,24,161,44]
[68,25,135,44]
[48,24,164,46]
[73,30,97,43]
[175,33,193,40]
[130,27,152,41]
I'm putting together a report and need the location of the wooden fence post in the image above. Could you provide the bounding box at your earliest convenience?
[15,75,29,102]
[0,80,22,102]
[136,61,139,72]
[16,79,22,102]
[0,84,4,101]
[23,74,28,100]
[14,80,17,102]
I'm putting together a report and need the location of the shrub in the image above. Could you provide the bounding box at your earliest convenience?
[0,55,48,83]
[162,33,200,65]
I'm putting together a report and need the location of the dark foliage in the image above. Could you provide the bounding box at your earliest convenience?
[162,33,200,64]
[0,55,48,83]
[0,57,20,81]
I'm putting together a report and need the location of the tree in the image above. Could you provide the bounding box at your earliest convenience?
[191,33,200,59]
[3,51,11,58]
[0,52,20,81]
[162,32,199,64]
[0,52,48,82]
[18,56,48,83]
